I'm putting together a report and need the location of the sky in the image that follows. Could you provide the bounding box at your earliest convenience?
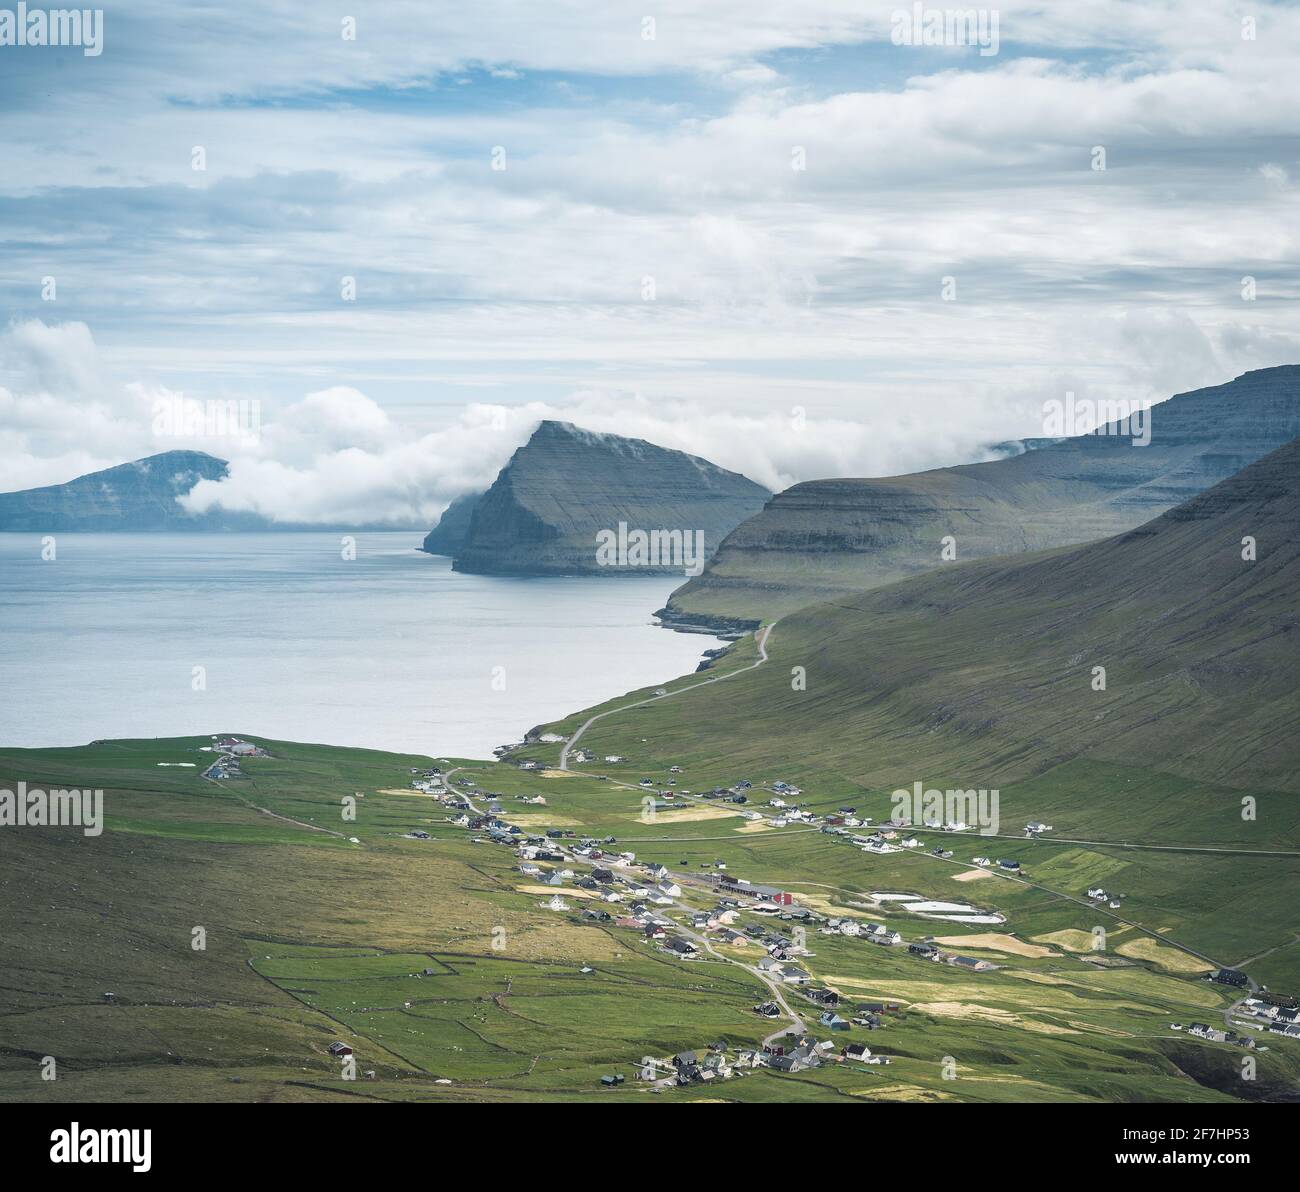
[1,1,1298,525]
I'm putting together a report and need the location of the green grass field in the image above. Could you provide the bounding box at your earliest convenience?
[2,729,1297,1102]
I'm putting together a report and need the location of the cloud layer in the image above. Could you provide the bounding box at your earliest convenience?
[2,4,1298,520]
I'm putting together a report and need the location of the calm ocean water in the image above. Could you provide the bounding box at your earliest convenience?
[0,533,721,759]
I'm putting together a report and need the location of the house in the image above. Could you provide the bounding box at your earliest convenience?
[863,923,902,945]
[328,1041,353,1057]
[600,1074,625,1086]
[997,859,1021,871]
[665,937,699,957]
[819,1012,850,1031]
[542,894,569,911]
[1212,968,1249,988]
[908,942,940,959]
[1025,820,1053,833]
[949,955,997,972]
[754,1001,782,1018]
[842,1042,871,1061]
[768,1041,820,1073]
[1189,1023,1228,1043]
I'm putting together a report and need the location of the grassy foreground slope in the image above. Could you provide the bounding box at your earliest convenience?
[3,736,1297,1103]
[663,365,1300,625]
[0,737,779,1102]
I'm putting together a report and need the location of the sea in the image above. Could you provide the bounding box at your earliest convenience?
[0,532,722,759]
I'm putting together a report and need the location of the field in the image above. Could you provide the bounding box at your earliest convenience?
[2,729,1298,1102]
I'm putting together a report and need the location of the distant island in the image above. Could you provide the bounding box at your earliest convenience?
[422,420,771,577]
[0,450,423,533]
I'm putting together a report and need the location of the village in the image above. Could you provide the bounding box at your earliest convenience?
[387,762,1089,1088]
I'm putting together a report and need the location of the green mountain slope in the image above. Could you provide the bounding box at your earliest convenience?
[560,434,1300,797]
[663,366,1300,628]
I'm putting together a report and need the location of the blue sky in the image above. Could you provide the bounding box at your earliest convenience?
[1,1,1298,524]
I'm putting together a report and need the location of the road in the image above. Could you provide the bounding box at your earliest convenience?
[559,622,777,770]
[444,750,812,1050]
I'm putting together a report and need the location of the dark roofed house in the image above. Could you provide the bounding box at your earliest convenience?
[950,955,997,972]
[1213,968,1249,988]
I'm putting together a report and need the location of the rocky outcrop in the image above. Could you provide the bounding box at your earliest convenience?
[664,366,1300,622]
[448,420,771,576]
[421,492,482,556]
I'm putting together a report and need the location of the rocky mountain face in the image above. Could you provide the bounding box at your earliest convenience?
[447,420,772,576]
[0,451,271,531]
[663,366,1300,628]
[421,492,482,556]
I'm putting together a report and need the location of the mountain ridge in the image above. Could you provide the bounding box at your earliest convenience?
[662,365,1300,629]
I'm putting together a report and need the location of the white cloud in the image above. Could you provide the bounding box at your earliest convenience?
[3,5,1298,512]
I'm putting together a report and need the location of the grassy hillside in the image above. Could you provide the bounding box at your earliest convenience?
[527,439,1300,984]
[603,435,1300,796]
[4,735,1296,1103]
